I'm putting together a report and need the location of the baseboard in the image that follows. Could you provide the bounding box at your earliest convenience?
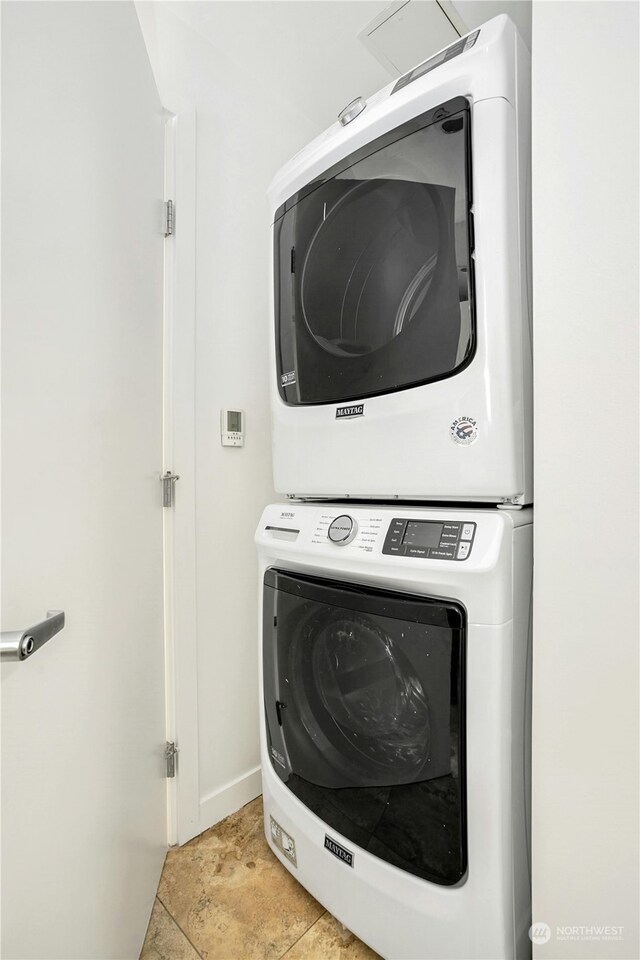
[198,765,263,835]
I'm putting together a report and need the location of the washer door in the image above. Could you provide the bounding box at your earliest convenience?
[274,97,474,405]
[263,569,466,885]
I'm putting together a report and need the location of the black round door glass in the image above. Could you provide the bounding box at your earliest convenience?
[274,99,473,405]
[279,585,454,791]
[304,611,430,775]
[262,570,466,886]
[301,181,443,358]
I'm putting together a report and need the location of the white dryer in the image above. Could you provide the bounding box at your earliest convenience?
[256,501,532,960]
[268,15,531,504]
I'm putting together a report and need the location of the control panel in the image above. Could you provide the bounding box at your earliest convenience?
[382,518,476,561]
[392,29,480,95]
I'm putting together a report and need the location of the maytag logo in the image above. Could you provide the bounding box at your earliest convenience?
[324,835,354,867]
[336,404,364,420]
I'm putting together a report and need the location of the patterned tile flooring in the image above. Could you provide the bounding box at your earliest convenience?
[140,796,380,960]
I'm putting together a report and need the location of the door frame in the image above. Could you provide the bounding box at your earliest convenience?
[162,103,200,846]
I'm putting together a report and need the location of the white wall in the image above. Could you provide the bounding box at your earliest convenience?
[136,2,392,835]
[532,3,639,958]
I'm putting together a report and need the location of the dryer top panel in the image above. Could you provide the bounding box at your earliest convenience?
[267,15,529,219]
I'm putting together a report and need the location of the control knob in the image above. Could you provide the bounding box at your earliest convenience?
[338,97,366,126]
[328,514,358,545]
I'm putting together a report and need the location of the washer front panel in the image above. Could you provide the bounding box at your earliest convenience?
[256,500,534,960]
[262,568,466,886]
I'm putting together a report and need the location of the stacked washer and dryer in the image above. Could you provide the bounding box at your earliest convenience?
[256,16,532,960]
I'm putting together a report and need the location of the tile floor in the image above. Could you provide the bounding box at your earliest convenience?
[140,796,381,960]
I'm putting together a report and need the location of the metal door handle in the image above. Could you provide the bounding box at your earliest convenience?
[0,610,65,661]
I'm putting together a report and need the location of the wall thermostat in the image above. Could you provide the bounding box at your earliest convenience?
[221,408,244,447]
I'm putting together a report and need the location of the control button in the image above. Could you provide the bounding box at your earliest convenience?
[460,523,475,541]
[338,96,366,126]
[328,515,357,545]
[457,541,471,560]
[430,547,456,560]
[442,523,461,533]
[389,519,407,532]
[385,545,403,554]
[406,546,429,557]
[440,532,458,542]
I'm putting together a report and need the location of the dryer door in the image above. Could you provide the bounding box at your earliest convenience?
[263,569,466,885]
[274,97,474,406]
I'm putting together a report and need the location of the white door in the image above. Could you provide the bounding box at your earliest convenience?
[1,3,166,958]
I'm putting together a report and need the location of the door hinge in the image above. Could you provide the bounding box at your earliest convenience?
[165,741,178,778]
[164,199,174,237]
[161,471,180,507]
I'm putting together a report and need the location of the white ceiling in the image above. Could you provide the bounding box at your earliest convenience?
[164,1,395,129]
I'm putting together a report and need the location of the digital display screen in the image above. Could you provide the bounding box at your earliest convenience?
[227,411,242,432]
[402,521,444,549]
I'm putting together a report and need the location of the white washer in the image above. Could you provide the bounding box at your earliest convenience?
[268,15,531,505]
[256,501,532,960]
